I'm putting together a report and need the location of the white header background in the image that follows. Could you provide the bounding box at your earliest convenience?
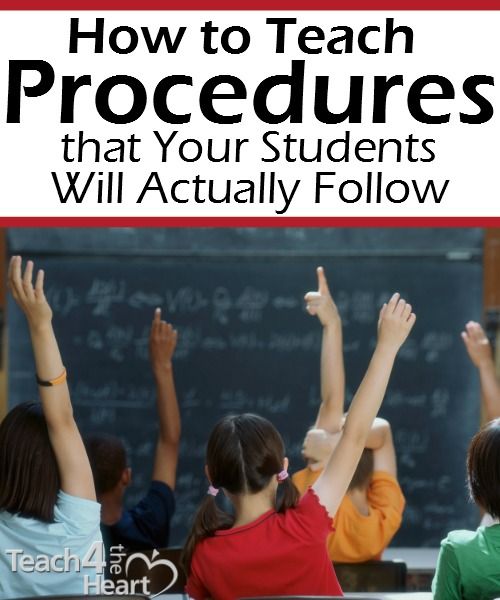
[0,11,499,218]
